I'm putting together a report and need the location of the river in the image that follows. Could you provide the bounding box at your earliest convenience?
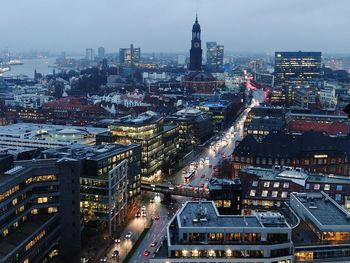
[3,57,58,78]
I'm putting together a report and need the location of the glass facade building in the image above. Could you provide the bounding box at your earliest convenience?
[119,44,141,65]
[206,42,224,72]
[274,51,322,87]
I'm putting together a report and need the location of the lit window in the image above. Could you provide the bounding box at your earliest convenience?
[281,192,288,198]
[250,190,256,197]
[263,181,270,188]
[272,191,278,198]
[336,194,342,201]
[262,190,268,197]
[252,181,258,187]
[37,197,48,204]
[306,184,310,190]
[48,207,58,213]
[273,182,280,188]
[283,183,290,189]
[314,184,320,190]
[31,209,38,215]
[337,185,343,191]
[324,184,330,191]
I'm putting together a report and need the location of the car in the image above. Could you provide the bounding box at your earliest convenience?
[154,215,160,220]
[114,237,121,244]
[200,183,204,188]
[100,256,108,262]
[142,211,147,217]
[135,210,141,217]
[150,198,155,203]
[151,241,157,247]
[112,250,119,258]
[125,232,133,239]
[143,250,151,257]
[200,174,205,178]
[141,205,146,211]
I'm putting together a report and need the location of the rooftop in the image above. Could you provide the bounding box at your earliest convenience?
[208,177,241,191]
[41,143,139,162]
[108,111,162,126]
[0,123,108,153]
[290,192,350,232]
[0,123,107,139]
[234,131,350,159]
[177,201,289,229]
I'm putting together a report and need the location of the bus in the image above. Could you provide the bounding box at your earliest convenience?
[184,170,195,182]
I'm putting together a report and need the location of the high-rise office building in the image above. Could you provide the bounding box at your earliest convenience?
[97,47,105,59]
[206,42,224,72]
[85,48,95,61]
[119,44,141,65]
[274,51,322,87]
[177,54,186,65]
[97,111,179,179]
[41,144,141,237]
[0,155,81,263]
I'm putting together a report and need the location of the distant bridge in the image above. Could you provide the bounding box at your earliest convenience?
[141,181,210,198]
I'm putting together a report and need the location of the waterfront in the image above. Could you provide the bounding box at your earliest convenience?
[2,57,57,77]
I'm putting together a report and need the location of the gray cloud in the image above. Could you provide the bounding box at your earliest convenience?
[1,0,350,54]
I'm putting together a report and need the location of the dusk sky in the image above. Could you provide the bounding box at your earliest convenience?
[2,0,350,54]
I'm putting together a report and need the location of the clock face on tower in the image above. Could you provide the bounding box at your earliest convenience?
[194,42,200,48]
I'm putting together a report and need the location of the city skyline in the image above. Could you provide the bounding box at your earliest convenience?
[2,0,350,54]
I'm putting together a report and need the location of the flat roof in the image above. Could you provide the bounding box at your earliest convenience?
[293,192,350,226]
[241,166,350,185]
[179,201,261,228]
[42,143,139,161]
[177,201,289,229]
[0,123,107,138]
[110,111,162,126]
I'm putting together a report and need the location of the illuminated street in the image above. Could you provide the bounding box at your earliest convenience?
[100,90,263,262]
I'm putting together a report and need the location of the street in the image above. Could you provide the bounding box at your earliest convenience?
[100,90,263,262]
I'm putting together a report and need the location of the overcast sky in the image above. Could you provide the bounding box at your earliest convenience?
[2,0,350,54]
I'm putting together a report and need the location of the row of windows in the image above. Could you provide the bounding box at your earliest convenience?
[234,156,346,165]
[0,185,20,202]
[25,230,46,251]
[252,181,289,189]
[183,232,262,242]
[306,183,343,192]
[26,175,57,184]
[249,190,288,198]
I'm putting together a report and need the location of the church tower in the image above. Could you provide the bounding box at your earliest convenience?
[189,14,202,71]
